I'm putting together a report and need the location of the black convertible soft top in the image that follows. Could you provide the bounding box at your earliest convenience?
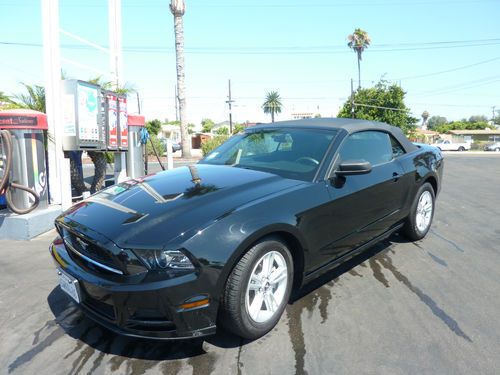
[251,118,418,153]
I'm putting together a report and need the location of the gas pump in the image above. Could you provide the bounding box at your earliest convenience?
[0,109,48,214]
[126,114,145,178]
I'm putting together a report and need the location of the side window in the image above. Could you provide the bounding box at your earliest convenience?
[339,131,392,166]
[390,135,406,158]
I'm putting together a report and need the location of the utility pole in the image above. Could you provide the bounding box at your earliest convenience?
[350,78,355,119]
[492,106,496,123]
[226,79,235,134]
[136,92,141,114]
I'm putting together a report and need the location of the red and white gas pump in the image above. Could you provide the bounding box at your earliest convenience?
[0,109,48,214]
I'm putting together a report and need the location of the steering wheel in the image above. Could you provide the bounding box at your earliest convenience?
[295,156,319,166]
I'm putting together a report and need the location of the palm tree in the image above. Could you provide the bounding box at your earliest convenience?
[7,83,46,112]
[262,91,283,123]
[421,110,429,129]
[347,28,371,89]
[170,0,191,158]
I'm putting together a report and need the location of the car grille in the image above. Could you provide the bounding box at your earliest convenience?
[59,226,124,275]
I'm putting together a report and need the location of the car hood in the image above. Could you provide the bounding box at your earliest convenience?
[57,164,303,249]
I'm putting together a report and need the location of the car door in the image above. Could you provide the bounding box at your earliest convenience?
[311,131,407,269]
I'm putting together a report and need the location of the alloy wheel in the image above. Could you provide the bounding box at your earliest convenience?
[245,251,288,323]
[416,190,433,232]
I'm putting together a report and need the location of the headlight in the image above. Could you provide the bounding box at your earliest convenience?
[134,249,195,270]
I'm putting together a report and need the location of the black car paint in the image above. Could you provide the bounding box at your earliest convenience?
[50,119,443,340]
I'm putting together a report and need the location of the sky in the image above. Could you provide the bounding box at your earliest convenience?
[1,0,499,128]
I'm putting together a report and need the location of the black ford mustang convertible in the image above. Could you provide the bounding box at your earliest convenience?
[50,118,443,340]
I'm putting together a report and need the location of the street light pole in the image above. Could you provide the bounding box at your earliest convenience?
[226,79,235,134]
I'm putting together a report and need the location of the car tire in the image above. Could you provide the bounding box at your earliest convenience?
[402,182,435,241]
[495,148,500,152]
[458,146,465,151]
[220,237,293,340]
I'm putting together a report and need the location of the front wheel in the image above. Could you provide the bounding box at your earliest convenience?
[402,183,435,241]
[458,146,465,151]
[220,238,293,340]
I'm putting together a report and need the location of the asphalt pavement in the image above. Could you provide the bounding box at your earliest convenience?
[1,154,500,375]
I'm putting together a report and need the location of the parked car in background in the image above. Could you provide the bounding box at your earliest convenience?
[484,142,500,152]
[431,139,471,151]
[49,118,443,341]
[161,139,181,154]
[171,142,181,152]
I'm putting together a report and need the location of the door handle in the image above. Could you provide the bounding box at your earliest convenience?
[392,172,400,182]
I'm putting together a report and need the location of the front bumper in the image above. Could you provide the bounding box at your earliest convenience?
[50,240,219,340]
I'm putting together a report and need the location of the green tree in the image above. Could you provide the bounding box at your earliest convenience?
[337,80,417,134]
[468,115,488,123]
[201,118,215,133]
[262,91,283,123]
[434,120,493,134]
[215,127,229,135]
[87,76,135,95]
[232,123,244,134]
[8,83,46,112]
[201,135,229,156]
[0,91,14,107]
[170,0,191,158]
[347,28,371,89]
[146,119,162,136]
[427,115,448,130]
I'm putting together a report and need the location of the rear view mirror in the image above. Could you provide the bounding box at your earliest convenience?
[336,160,372,176]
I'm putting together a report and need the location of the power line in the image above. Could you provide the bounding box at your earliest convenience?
[2,38,500,55]
[396,56,500,80]
[414,75,500,97]
[1,0,498,7]
[353,103,410,112]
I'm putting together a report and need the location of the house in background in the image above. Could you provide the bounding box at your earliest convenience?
[291,112,314,120]
[413,128,440,144]
[211,121,230,134]
[448,129,500,143]
[159,123,181,142]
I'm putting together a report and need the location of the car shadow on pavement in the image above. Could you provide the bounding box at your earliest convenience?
[46,287,217,362]
[46,286,247,361]
[290,235,397,302]
[45,235,401,363]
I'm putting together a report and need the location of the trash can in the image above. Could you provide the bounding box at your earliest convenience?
[0,109,48,212]
[126,114,145,179]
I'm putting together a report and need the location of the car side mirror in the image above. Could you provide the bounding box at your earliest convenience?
[335,160,372,176]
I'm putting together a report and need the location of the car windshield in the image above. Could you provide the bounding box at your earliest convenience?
[199,128,337,181]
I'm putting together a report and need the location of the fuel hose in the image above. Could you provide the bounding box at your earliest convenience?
[0,130,40,215]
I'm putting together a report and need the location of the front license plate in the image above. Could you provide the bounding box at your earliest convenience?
[58,269,81,304]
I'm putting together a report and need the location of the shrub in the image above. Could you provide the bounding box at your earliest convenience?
[201,135,229,156]
[146,135,164,156]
